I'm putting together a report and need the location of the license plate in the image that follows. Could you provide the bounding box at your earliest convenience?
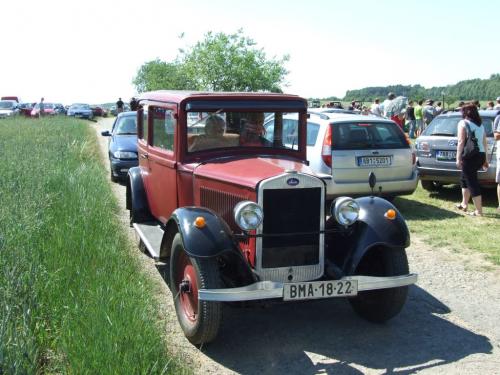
[283,280,358,301]
[358,156,391,167]
[436,150,456,160]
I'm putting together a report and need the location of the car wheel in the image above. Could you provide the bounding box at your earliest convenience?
[170,233,222,345]
[421,180,442,191]
[349,247,409,323]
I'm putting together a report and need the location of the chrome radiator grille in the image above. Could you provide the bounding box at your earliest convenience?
[256,173,325,282]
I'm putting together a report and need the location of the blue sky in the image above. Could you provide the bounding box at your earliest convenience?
[1,0,498,104]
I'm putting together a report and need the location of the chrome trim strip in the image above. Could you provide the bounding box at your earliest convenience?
[198,273,418,301]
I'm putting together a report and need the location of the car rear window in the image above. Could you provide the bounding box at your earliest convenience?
[332,122,408,150]
[422,116,494,137]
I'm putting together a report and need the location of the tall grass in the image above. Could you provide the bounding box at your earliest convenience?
[0,117,186,374]
[395,184,500,265]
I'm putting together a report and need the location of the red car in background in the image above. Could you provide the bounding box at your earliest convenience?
[18,103,34,117]
[31,102,56,117]
[91,106,108,117]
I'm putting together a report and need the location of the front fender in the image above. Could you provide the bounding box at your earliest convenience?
[344,196,410,275]
[168,207,256,286]
[126,167,151,222]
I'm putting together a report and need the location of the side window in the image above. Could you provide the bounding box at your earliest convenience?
[139,106,149,142]
[151,107,175,151]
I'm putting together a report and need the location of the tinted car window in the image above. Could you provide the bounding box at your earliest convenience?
[332,122,408,150]
[422,116,494,137]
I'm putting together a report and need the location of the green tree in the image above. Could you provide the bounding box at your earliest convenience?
[132,59,191,92]
[133,30,289,93]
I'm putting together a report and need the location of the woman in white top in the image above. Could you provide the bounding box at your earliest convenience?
[455,103,489,216]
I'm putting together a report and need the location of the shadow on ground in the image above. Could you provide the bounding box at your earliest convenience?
[195,285,492,375]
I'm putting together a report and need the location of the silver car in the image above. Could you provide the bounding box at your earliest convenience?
[415,110,498,191]
[264,112,418,200]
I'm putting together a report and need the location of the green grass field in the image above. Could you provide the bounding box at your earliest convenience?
[395,184,500,265]
[0,117,186,374]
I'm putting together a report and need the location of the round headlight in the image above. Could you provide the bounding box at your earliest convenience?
[234,201,263,231]
[332,197,360,226]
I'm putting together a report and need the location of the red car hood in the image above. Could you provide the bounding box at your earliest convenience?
[194,157,314,188]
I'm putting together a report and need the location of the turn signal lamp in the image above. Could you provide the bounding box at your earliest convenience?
[384,209,396,220]
[194,216,206,228]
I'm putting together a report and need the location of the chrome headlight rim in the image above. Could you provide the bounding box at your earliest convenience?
[234,201,264,231]
[331,197,360,226]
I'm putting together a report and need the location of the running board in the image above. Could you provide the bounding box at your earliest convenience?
[133,222,164,260]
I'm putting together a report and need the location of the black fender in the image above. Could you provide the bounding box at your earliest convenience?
[126,167,152,223]
[164,207,256,286]
[338,196,410,276]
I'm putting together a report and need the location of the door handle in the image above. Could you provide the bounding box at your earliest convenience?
[140,153,149,159]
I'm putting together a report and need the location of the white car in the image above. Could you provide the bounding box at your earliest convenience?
[265,112,418,200]
[0,100,19,119]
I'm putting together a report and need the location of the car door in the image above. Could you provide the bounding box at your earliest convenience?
[145,105,178,223]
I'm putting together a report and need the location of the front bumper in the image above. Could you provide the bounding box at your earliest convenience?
[322,171,418,198]
[111,158,138,179]
[199,274,418,302]
[417,164,496,185]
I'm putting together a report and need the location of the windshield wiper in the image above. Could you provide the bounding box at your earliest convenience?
[117,132,137,135]
[430,132,455,136]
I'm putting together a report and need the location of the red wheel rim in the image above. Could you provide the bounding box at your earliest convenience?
[176,251,199,323]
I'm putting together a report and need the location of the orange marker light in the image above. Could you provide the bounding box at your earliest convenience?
[194,216,206,228]
[384,209,396,220]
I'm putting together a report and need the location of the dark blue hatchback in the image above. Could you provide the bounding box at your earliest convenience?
[101,111,138,182]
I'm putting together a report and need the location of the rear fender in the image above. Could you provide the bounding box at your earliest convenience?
[166,207,256,286]
[343,196,410,275]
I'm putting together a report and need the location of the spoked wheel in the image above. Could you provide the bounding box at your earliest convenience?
[170,233,222,345]
[349,247,409,323]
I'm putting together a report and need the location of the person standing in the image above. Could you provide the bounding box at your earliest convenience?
[130,97,139,111]
[116,97,124,114]
[493,113,500,211]
[494,97,500,110]
[39,97,45,117]
[435,101,443,115]
[370,98,382,116]
[455,103,489,216]
[406,101,417,138]
[414,100,424,136]
[383,92,396,118]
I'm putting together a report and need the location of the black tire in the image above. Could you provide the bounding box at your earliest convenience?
[421,180,442,192]
[110,165,118,182]
[170,233,222,345]
[349,247,409,323]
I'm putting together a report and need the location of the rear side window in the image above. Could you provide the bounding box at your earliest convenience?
[151,107,175,151]
[332,122,408,150]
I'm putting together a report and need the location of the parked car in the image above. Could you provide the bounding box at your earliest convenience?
[101,111,138,182]
[0,100,20,118]
[18,102,34,117]
[264,112,418,200]
[31,102,56,117]
[54,103,66,114]
[126,90,417,345]
[91,105,107,117]
[67,103,94,119]
[415,110,498,190]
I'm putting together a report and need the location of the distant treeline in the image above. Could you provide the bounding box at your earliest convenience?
[323,74,500,105]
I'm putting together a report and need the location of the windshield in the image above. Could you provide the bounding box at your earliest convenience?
[34,103,54,109]
[187,110,304,153]
[0,101,15,109]
[114,116,137,135]
[422,116,494,137]
[70,104,90,110]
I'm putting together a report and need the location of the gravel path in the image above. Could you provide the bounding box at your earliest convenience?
[93,117,500,375]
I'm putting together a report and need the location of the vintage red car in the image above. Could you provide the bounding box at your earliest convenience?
[126,91,417,345]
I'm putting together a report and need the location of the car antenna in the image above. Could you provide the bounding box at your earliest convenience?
[368,172,376,196]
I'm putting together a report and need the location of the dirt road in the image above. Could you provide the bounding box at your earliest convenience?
[93,117,500,375]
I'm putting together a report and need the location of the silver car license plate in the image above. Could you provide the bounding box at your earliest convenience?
[358,156,391,167]
[283,280,358,301]
[436,150,456,160]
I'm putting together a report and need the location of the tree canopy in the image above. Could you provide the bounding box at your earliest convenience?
[133,30,289,93]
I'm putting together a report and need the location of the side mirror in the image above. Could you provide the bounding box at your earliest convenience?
[101,130,111,136]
